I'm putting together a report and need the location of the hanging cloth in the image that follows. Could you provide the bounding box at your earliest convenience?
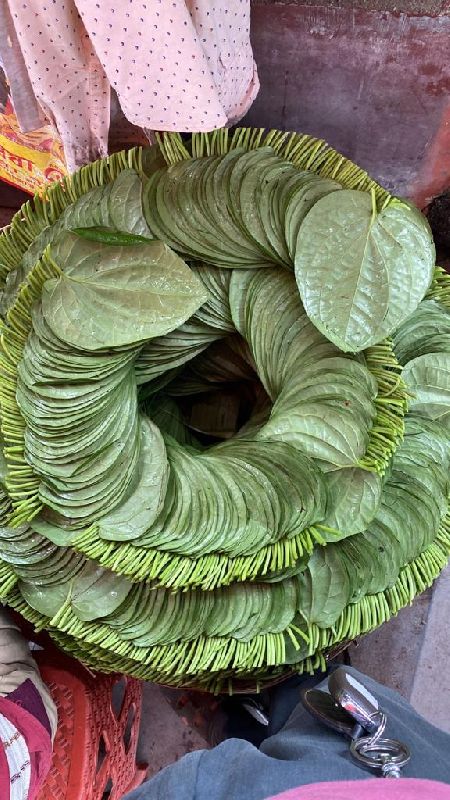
[2,0,258,170]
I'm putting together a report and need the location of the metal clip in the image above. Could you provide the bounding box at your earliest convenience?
[301,668,411,777]
[328,669,411,778]
[350,711,411,778]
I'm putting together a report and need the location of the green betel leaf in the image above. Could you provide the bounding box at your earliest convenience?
[106,169,153,236]
[402,352,450,429]
[97,417,169,541]
[0,170,151,317]
[0,436,7,487]
[1,130,449,692]
[69,563,132,622]
[71,228,154,246]
[61,170,152,236]
[320,467,382,539]
[19,579,70,619]
[392,299,450,365]
[295,191,435,352]
[296,547,351,628]
[229,268,378,469]
[19,561,131,622]
[41,236,208,350]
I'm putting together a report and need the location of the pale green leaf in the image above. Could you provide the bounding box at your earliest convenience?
[321,467,382,539]
[295,192,435,352]
[402,352,450,429]
[97,417,169,541]
[41,236,208,349]
[296,547,351,628]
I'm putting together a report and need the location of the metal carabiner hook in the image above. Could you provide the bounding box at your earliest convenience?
[350,712,411,778]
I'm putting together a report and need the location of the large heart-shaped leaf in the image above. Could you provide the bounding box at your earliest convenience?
[41,235,208,349]
[295,192,435,352]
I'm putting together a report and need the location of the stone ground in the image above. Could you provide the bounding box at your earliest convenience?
[1,187,449,782]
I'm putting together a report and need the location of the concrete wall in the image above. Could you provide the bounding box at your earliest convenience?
[255,1,450,12]
[246,2,450,205]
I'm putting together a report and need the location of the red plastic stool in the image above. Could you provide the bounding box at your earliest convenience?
[35,650,147,800]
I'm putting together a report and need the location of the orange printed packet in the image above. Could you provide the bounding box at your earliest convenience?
[0,96,67,195]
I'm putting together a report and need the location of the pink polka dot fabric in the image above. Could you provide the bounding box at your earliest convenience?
[4,0,259,171]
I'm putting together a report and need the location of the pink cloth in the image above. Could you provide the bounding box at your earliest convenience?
[0,695,52,800]
[4,0,258,170]
[266,779,450,800]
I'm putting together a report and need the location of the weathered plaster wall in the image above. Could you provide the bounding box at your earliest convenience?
[246,2,450,204]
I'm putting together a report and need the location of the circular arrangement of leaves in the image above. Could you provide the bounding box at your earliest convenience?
[0,127,449,691]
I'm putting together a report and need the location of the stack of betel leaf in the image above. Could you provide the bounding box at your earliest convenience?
[0,127,449,692]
